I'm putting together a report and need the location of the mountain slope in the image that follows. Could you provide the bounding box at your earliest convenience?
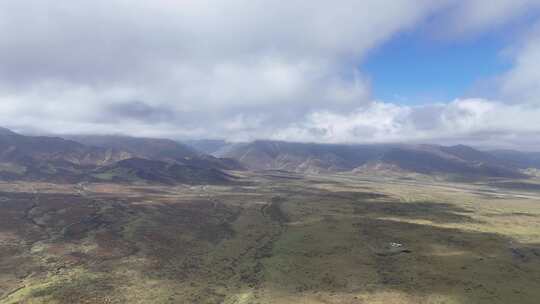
[0,130,130,166]
[0,129,133,183]
[69,135,243,170]
[66,135,198,160]
[92,158,234,185]
[0,128,237,184]
[489,150,540,169]
[219,140,527,178]
[378,145,524,178]
[1,127,534,181]
[216,140,389,173]
[183,139,230,155]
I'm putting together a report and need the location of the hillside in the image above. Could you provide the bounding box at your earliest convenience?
[377,145,524,179]
[92,157,234,185]
[69,135,243,171]
[0,129,130,166]
[215,140,388,173]
[2,127,536,182]
[0,128,236,184]
[489,150,540,169]
[217,140,527,178]
[183,139,230,155]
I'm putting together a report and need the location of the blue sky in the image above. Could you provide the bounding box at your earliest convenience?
[362,29,512,105]
[2,1,540,148]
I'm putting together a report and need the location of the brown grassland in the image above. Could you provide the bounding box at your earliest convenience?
[1,171,540,303]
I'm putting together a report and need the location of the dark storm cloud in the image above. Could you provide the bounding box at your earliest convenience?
[101,101,177,123]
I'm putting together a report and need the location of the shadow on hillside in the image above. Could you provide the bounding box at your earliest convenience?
[0,189,245,302]
[263,214,540,303]
[353,200,480,224]
[1,187,540,303]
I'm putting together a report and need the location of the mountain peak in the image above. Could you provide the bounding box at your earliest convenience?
[0,127,18,136]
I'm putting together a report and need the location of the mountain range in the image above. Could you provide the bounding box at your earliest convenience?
[0,128,238,184]
[191,139,539,179]
[1,126,539,183]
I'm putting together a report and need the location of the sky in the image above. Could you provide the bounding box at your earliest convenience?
[362,30,511,104]
[1,0,540,150]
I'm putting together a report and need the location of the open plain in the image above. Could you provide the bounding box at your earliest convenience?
[1,171,540,304]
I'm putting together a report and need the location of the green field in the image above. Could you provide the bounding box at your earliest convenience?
[1,172,540,303]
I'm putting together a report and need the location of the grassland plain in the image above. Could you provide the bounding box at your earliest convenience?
[0,171,540,304]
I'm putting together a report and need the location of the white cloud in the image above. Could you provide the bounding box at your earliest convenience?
[271,99,540,150]
[499,25,540,105]
[0,0,446,133]
[0,1,539,149]
[443,0,540,35]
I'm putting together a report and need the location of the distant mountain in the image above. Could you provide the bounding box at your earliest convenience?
[183,139,230,155]
[489,150,540,169]
[67,135,243,171]
[2,126,536,182]
[0,129,130,166]
[0,129,133,182]
[216,140,387,173]
[0,128,237,184]
[0,127,18,136]
[218,140,527,179]
[377,145,524,178]
[68,135,198,160]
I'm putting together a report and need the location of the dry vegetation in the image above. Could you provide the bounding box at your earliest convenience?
[1,172,540,303]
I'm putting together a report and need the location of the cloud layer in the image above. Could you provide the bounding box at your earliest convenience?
[0,1,539,149]
[273,99,540,150]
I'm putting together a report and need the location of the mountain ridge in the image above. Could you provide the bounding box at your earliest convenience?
[0,128,238,184]
[2,127,538,182]
[213,140,531,179]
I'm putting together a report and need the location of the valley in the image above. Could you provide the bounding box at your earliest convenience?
[5,1,540,303]
[1,171,540,304]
